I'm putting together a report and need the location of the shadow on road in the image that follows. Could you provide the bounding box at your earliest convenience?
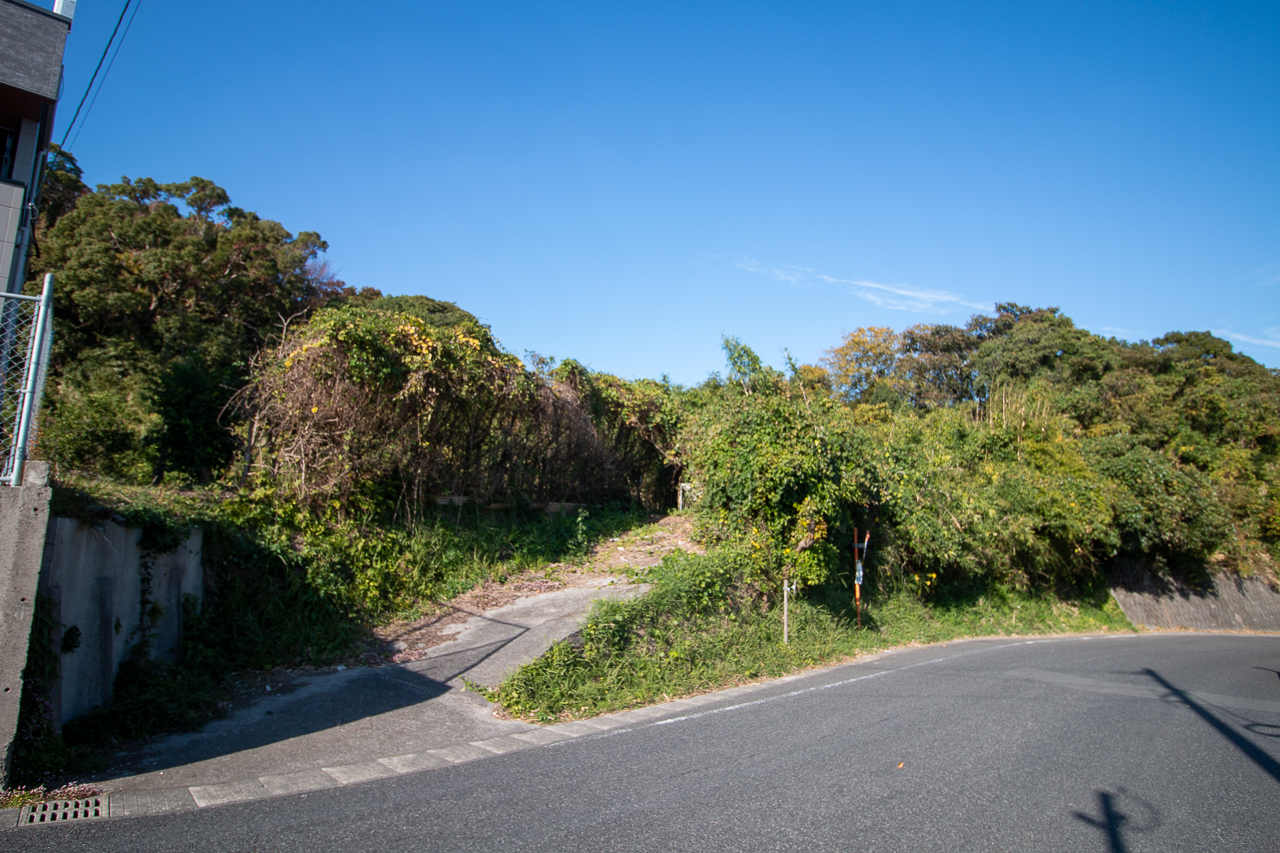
[107,611,534,777]
[1073,790,1130,853]
[404,609,531,683]
[1252,666,1280,682]
[1144,668,1280,785]
[1072,787,1159,853]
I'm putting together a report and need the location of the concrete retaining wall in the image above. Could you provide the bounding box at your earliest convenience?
[39,517,202,725]
[1111,567,1280,633]
[0,462,51,787]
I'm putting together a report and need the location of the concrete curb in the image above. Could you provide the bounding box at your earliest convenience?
[88,688,777,821]
[13,630,1273,827]
[8,658,856,826]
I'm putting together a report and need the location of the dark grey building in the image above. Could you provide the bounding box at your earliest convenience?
[1,0,73,295]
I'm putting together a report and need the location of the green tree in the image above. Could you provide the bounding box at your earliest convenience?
[896,323,978,407]
[369,294,479,329]
[34,144,88,229]
[972,307,1117,387]
[722,335,778,396]
[29,175,360,482]
[820,326,900,402]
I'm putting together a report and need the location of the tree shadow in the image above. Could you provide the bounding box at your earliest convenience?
[1107,557,1216,600]
[1253,666,1280,682]
[806,577,882,633]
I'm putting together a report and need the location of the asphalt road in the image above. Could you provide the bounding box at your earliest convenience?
[7,633,1278,852]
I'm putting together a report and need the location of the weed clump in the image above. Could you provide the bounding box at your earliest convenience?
[0,783,102,810]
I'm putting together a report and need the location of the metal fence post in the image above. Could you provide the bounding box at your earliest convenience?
[10,274,53,487]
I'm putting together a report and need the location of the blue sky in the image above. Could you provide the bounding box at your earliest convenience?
[47,0,1280,383]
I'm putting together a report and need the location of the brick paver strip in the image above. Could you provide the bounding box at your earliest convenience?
[378,752,451,774]
[510,728,573,746]
[472,735,531,755]
[108,789,197,817]
[427,743,495,764]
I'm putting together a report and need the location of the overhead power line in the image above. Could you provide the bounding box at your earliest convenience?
[59,0,134,148]
[67,0,143,151]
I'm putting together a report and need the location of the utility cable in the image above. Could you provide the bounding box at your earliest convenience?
[59,0,133,148]
[67,0,143,151]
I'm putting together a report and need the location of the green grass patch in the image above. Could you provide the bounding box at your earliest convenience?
[488,550,1133,722]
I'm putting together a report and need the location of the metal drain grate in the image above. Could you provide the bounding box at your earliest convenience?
[18,798,106,825]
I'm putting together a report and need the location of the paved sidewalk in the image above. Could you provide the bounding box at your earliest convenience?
[54,577,648,820]
[29,661,821,824]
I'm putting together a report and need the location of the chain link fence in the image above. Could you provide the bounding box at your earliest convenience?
[1,275,53,486]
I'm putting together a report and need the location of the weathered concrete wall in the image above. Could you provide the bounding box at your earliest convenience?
[39,517,202,724]
[0,461,51,788]
[1111,567,1280,633]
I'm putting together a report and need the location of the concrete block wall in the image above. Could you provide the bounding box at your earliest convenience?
[40,518,202,724]
[0,461,51,787]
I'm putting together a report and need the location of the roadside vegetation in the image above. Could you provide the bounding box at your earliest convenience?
[8,148,1279,784]
[494,310,1279,719]
[491,547,1129,721]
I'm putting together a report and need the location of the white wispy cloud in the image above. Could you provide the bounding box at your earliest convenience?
[736,257,990,314]
[819,274,992,313]
[1250,263,1280,288]
[735,258,814,287]
[1213,329,1280,350]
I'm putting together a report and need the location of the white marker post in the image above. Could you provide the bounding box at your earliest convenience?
[783,577,793,644]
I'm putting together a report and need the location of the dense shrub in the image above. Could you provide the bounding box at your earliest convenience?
[240,305,673,517]
[677,318,1279,594]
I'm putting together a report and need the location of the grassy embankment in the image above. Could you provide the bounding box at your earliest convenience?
[489,536,1132,722]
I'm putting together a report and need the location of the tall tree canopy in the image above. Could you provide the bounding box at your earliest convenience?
[28,161,373,483]
[820,326,900,402]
